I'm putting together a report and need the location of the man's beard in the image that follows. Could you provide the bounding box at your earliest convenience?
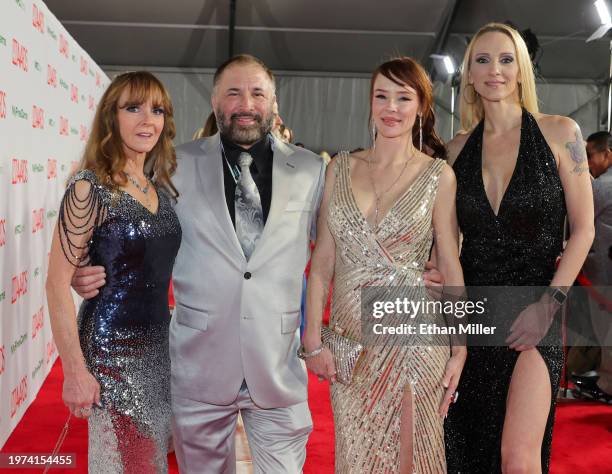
[216,110,273,146]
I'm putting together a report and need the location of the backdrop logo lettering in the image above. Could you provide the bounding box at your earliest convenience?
[11,38,28,72]
[70,83,78,103]
[0,346,5,375]
[80,124,88,142]
[80,56,88,75]
[32,4,44,33]
[46,340,56,365]
[47,64,57,87]
[46,25,56,40]
[11,158,28,184]
[31,307,44,339]
[32,208,44,233]
[11,105,27,120]
[0,91,6,118]
[32,105,44,129]
[0,219,6,247]
[59,115,68,136]
[10,375,27,418]
[47,158,57,179]
[11,333,27,355]
[11,270,28,304]
[31,359,43,379]
[58,33,68,58]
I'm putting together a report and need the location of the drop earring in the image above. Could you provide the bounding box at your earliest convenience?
[418,114,423,152]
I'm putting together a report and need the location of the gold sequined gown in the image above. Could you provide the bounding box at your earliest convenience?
[327,153,449,473]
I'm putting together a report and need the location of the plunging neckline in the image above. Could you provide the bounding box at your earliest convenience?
[118,187,160,216]
[478,110,525,218]
[346,154,437,233]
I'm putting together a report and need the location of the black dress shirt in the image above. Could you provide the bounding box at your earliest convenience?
[221,133,274,226]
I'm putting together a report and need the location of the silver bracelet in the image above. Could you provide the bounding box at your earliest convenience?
[297,344,323,359]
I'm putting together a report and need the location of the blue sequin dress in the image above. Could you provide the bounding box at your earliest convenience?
[58,169,181,473]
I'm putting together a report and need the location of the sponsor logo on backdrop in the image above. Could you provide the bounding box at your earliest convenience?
[11,333,27,354]
[80,56,88,75]
[59,78,68,90]
[80,124,88,142]
[32,306,44,339]
[32,359,43,379]
[32,4,44,33]
[0,91,6,118]
[96,71,101,88]
[11,270,28,304]
[14,224,23,235]
[31,162,44,173]
[59,116,69,136]
[47,209,57,220]
[34,267,40,277]
[10,375,28,418]
[70,83,78,103]
[12,105,27,120]
[11,158,28,184]
[0,218,6,246]
[34,60,41,72]
[0,35,6,47]
[14,0,25,10]
[88,95,95,111]
[0,290,5,302]
[11,38,28,72]
[47,64,57,87]
[32,105,44,129]
[0,346,5,375]
[32,208,44,233]
[59,33,69,58]
[46,25,56,40]
[46,340,56,364]
[71,125,78,136]
[48,158,57,179]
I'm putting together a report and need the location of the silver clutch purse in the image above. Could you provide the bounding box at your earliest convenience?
[321,324,363,385]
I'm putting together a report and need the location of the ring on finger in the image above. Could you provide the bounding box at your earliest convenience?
[452,391,459,403]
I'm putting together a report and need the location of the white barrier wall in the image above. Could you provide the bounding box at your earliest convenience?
[0,0,108,446]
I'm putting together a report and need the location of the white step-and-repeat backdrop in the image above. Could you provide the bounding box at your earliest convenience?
[0,0,109,446]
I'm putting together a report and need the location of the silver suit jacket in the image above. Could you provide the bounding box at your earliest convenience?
[170,133,325,408]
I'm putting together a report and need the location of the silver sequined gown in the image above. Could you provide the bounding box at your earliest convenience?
[58,170,181,473]
[327,153,449,473]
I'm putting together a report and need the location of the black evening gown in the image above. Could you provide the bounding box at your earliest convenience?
[445,110,566,473]
[58,169,181,473]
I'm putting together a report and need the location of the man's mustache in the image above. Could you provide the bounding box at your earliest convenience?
[230,113,262,123]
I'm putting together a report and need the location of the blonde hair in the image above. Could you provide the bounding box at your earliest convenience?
[79,71,178,197]
[459,23,538,131]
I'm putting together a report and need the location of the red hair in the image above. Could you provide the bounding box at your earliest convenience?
[370,57,447,159]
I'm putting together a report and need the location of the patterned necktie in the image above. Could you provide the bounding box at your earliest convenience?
[235,152,264,260]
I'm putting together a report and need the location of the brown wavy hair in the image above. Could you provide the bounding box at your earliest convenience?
[78,71,178,197]
[370,57,447,159]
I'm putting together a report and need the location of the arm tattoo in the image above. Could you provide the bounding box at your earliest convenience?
[566,128,589,175]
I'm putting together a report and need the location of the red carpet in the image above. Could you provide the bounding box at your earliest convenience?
[2,361,610,473]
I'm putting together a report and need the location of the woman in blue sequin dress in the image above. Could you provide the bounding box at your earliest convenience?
[47,72,181,473]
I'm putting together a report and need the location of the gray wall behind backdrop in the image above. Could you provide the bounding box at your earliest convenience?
[105,66,603,153]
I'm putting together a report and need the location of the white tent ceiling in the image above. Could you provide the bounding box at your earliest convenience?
[46,0,610,82]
